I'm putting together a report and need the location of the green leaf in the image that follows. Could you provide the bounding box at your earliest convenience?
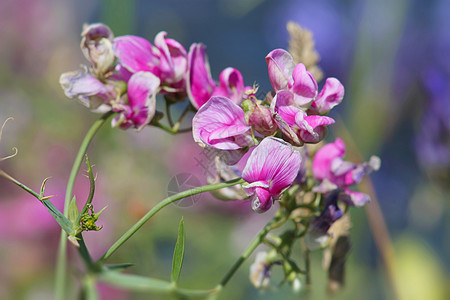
[41,199,74,235]
[68,196,79,225]
[98,271,172,293]
[104,263,134,271]
[171,217,185,283]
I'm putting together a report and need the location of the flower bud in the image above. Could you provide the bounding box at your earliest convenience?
[81,23,115,75]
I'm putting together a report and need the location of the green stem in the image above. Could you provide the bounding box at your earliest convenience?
[172,103,192,132]
[55,111,113,300]
[0,170,41,199]
[218,214,288,287]
[165,101,174,128]
[100,178,245,262]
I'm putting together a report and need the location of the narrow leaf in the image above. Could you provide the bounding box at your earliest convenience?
[41,199,74,235]
[68,196,79,224]
[98,271,172,293]
[104,263,135,271]
[171,217,185,283]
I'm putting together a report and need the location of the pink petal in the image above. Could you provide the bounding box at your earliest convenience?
[186,43,216,109]
[250,187,273,213]
[297,115,335,143]
[242,137,301,197]
[343,189,370,206]
[113,35,159,75]
[312,138,346,181]
[212,67,245,104]
[154,31,187,83]
[290,63,318,107]
[125,71,160,129]
[312,78,344,114]
[265,49,295,92]
[192,96,252,150]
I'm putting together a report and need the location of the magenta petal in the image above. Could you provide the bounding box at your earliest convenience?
[242,137,301,197]
[113,35,159,75]
[312,138,346,181]
[187,43,216,109]
[265,49,295,92]
[251,187,273,213]
[154,31,187,83]
[270,91,303,146]
[297,115,335,143]
[192,96,253,150]
[290,63,318,107]
[212,67,245,104]
[312,78,344,114]
[125,71,160,129]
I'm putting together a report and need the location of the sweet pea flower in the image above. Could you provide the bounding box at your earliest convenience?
[153,31,188,92]
[266,49,345,114]
[112,71,160,130]
[242,137,302,213]
[312,138,381,206]
[266,49,318,107]
[192,96,254,164]
[271,90,335,146]
[187,43,247,109]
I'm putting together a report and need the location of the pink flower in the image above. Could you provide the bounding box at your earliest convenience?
[80,23,115,75]
[153,31,188,90]
[271,91,335,146]
[312,138,381,206]
[242,137,302,213]
[187,43,247,109]
[309,78,345,115]
[192,96,254,164]
[112,71,160,130]
[266,49,317,107]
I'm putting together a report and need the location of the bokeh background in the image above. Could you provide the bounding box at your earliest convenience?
[0,0,448,299]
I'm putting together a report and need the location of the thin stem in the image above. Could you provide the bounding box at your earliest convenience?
[172,103,192,132]
[218,214,288,287]
[55,111,113,300]
[165,100,174,128]
[100,178,245,262]
[0,169,41,199]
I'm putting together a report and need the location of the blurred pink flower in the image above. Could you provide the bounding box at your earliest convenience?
[312,138,380,206]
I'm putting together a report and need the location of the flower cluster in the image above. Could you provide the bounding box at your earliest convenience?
[60,23,248,130]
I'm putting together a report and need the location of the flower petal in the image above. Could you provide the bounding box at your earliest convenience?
[212,67,245,104]
[290,63,317,107]
[311,78,344,114]
[186,43,216,109]
[265,49,295,92]
[113,35,159,75]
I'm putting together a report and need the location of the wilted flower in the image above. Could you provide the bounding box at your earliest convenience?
[304,189,344,250]
[271,90,335,146]
[249,251,272,289]
[242,137,301,213]
[192,96,254,164]
[312,138,381,206]
[187,43,247,109]
[80,23,115,76]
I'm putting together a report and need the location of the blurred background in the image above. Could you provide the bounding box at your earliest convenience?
[0,0,448,299]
